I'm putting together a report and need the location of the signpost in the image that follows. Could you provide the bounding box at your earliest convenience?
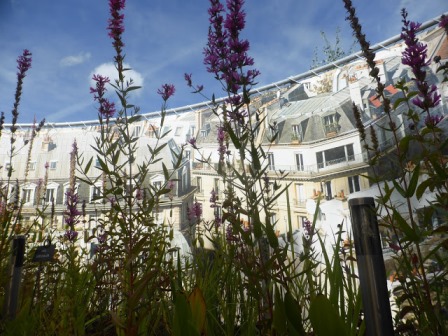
[2,235,26,319]
[348,197,394,336]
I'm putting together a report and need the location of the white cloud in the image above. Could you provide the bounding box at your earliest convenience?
[60,52,91,67]
[90,62,144,95]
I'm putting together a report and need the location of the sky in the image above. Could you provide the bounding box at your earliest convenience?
[0,0,446,124]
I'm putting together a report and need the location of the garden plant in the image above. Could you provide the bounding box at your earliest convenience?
[0,0,447,335]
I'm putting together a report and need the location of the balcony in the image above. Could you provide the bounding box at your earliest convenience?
[263,152,369,175]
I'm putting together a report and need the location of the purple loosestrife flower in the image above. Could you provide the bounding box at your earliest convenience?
[64,229,78,242]
[11,50,32,135]
[204,0,259,104]
[401,10,441,110]
[188,137,198,149]
[157,84,176,101]
[217,126,228,164]
[187,200,202,222]
[424,114,443,128]
[108,0,126,74]
[90,74,116,119]
[303,219,312,239]
[184,73,193,87]
[184,73,204,93]
[64,190,81,229]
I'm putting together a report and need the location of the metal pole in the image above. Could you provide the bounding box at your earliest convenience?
[348,197,394,336]
[2,235,26,320]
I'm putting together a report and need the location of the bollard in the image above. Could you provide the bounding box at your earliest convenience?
[2,235,26,320]
[348,197,394,336]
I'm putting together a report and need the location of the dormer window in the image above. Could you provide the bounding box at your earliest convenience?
[132,125,141,137]
[28,161,37,171]
[292,124,303,141]
[49,160,58,170]
[175,127,183,136]
[21,183,37,206]
[44,182,59,204]
[323,114,339,134]
[90,184,103,203]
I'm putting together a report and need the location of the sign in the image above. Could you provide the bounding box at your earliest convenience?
[32,242,55,263]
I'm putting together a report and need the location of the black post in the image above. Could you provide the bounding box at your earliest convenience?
[348,197,394,336]
[2,235,26,320]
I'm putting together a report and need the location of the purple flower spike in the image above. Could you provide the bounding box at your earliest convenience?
[401,9,441,111]
[108,0,126,50]
[204,0,259,101]
[64,229,78,242]
[17,49,32,80]
[90,74,116,119]
[157,84,176,101]
[439,14,448,34]
[188,137,198,149]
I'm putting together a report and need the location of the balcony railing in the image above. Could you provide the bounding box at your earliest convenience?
[264,152,369,174]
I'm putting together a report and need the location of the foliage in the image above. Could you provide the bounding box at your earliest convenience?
[0,0,447,335]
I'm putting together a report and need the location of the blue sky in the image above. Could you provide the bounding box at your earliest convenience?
[0,0,446,123]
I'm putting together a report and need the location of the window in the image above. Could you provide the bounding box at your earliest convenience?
[346,144,355,161]
[300,216,309,228]
[49,161,57,170]
[292,124,303,141]
[28,161,37,171]
[45,189,55,203]
[269,213,277,226]
[90,184,102,203]
[153,181,162,190]
[185,150,191,160]
[295,183,305,204]
[267,152,275,170]
[348,176,360,193]
[325,181,333,200]
[132,125,141,137]
[295,153,304,171]
[214,178,220,195]
[175,127,183,136]
[44,182,59,204]
[316,144,355,168]
[21,187,35,206]
[4,162,11,174]
[196,177,202,193]
[323,114,339,134]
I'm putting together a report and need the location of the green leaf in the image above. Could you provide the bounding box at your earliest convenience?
[84,157,93,174]
[393,97,408,110]
[406,163,420,198]
[162,163,170,181]
[392,180,406,198]
[188,286,206,335]
[393,209,419,242]
[284,291,305,336]
[226,124,241,149]
[309,295,348,336]
[416,177,433,200]
[273,287,287,334]
[398,136,410,154]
